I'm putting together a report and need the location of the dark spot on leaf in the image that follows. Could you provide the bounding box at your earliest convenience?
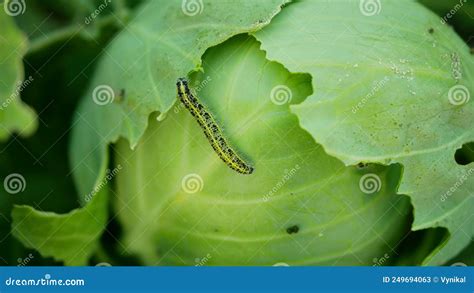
[428,28,434,34]
[286,225,299,235]
[116,89,125,103]
[357,162,368,169]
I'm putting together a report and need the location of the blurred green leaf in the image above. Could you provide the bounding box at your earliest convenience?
[13,0,129,54]
[1,0,123,265]
[12,184,108,266]
[418,0,474,45]
[254,0,474,264]
[0,12,37,140]
[391,228,448,266]
[447,241,474,266]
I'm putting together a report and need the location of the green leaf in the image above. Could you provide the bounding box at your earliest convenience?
[418,0,474,45]
[71,0,290,202]
[13,0,130,54]
[114,35,411,265]
[254,0,474,264]
[11,171,109,266]
[13,0,292,266]
[9,0,286,265]
[447,241,474,266]
[0,12,37,140]
[4,23,120,264]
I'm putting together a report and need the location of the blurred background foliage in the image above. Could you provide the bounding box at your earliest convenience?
[0,0,472,266]
[0,0,142,266]
[418,0,474,46]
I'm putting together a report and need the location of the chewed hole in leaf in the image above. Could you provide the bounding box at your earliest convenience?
[356,162,370,169]
[454,142,474,166]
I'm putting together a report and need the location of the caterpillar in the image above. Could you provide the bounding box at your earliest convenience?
[176,78,254,175]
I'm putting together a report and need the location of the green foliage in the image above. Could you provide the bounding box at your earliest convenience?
[9,0,291,265]
[254,0,473,264]
[1,0,472,266]
[114,35,411,265]
[0,0,135,265]
[0,12,36,140]
[12,185,108,266]
[418,0,474,45]
[69,0,289,204]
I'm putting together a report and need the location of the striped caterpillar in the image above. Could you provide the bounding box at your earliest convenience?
[176,78,254,175]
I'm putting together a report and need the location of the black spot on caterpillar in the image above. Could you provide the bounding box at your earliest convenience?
[176,78,254,175]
